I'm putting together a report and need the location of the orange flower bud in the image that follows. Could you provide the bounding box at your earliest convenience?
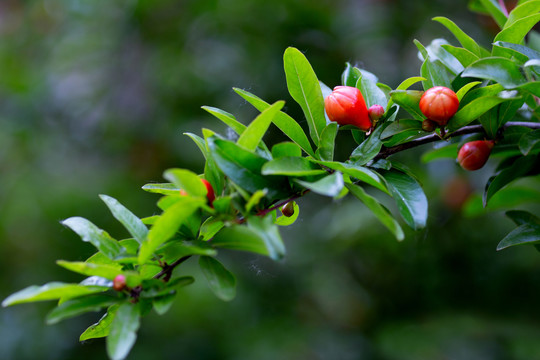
[324,86,371,131]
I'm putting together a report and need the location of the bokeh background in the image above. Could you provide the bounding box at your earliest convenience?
[2,0,540,359]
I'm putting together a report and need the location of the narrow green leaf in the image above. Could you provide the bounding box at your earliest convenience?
[433,16,485,57]
[100,195,148,244]
[506,210,540,226]
[396,77,426,90]
[342,62,362,87]
[56,260,123,281]
[163,169,207,197]
[357,68,388,109]
[456,81,482,101]
[247,215,286,260]
[271,142,302,158]
[315,161,389,194]
[441,45,480,68]
[295,172,344,197]
[209,137,290,200]
[495,14,540,46]
[425,38,465,74]
[61,217,124,259]
[462,57,527,88]
[283,47,326,146]
[345,183,404,241]
[505,0,540,28]
[317,123,338,161]
[415,40,454,89]
[46,294,118,325]
[381,170,428,230]
[2,282,108,307]
[201,106,246,135]
[141,183,178,196]
[237,101,285,151]
[493,41,540,61]
[448,95,513,131]
[80,304,119,341]
[519,129,540,155]
[389,90,425,120]
[233,88,315,157]
[497,223,540,250]
[211,225,269,256]
[153,293,177,316]
[261,156,325,176]
[350,124,387,165]
[478,0,508,28]
[381,120,423,139]
[184,132,208,159]
[245,190,268,212]
[157,242,216,265]
[463,186,540,217]
[421,143,459,163]
[484,155,540,205]
[107,302,140,360]
[139,197,205,264]
[199,256,236,301]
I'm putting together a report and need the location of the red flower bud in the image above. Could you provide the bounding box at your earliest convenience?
[113,274,126,291]
[368,104,385,122]
[457,140,495,171]
[324,86,371,131]
[201,179,215,205]
[419,86,459,126]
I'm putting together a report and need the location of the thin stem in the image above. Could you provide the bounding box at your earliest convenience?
[375,121,540,160]
[154,256,192,281]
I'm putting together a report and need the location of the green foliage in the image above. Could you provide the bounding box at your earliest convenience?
[3,3,540,360]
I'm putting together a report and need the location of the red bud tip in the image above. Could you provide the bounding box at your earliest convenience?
[368,104,385,121]
[419,86,459,126]
[324,86,371,131]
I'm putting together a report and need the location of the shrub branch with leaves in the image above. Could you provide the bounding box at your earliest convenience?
[3,1,540,359]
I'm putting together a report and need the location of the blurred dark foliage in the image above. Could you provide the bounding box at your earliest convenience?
[2,0,540,359]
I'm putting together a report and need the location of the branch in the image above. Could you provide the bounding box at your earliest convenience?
[374,121,540,160]
[154,256,192,282]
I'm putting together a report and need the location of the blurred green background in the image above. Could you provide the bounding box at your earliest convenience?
[2,0,540,359]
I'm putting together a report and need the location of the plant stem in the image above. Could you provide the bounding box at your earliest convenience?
[374,121,540,160]
[154,256,192,281]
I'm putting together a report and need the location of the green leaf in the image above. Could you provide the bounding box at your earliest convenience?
[261,157,326,176]
[163,169,207,197]
[345,183,404,241]
[506,210,540,226]
[61,217,124,259]
[433,17,485,57]
[107,302,140,360]
[441,45,480,68]
[505,1,540,28]
[477,0,508,28]
[389,90,425,120]
[425,38,465,74]
[493,41,540,61]
[342,62,362,87]
[275,202,300,226]
[153,293,176,315]
[495,14,540,46]
[80,304,119,341]
[141,183,178,196]
[381,170,428,230]
[497,223,540,250]
[199,256,236,301]
[350,124,387,165]
[463,186,540,217]
[357,68,388,109]
[56,260,124,281]
[245,190,268,212]
[201,106,246,135]
[381,120,423,140]
[455,81,482,101]
[233,88,315,157]
[211,225,269,256]
[462,57,527,88]
[247,215,286,260]
[237,101,285,151]
[316,161,388,194]
[2,282,108,307]
[283,47,326,146]
[46,294,118,325]
[271,142,302,158]
[209,137,290,200]
[415,39,455,89]
[448,94,514,131]
[295,172,344,197]
[100,195,148,245]
[484,155,540,205]
[317,122,338,161]
[396,76,426,91]
[184,132,208,159]
[421,143,460,163]
[139,197,206,264]
[519,129,540,155]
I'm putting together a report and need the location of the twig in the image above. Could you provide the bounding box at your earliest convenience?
[154,256,192,282]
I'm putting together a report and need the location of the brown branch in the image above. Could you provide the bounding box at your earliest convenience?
[374,121,540,160]
[154,256,192,282]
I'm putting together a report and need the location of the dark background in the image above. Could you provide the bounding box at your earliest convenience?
[2,0,540,359]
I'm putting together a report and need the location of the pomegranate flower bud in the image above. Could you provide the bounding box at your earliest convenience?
[368,104,385,122]
[324,86,371,131]
[419,86,459,126]
[457,140,495,171]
